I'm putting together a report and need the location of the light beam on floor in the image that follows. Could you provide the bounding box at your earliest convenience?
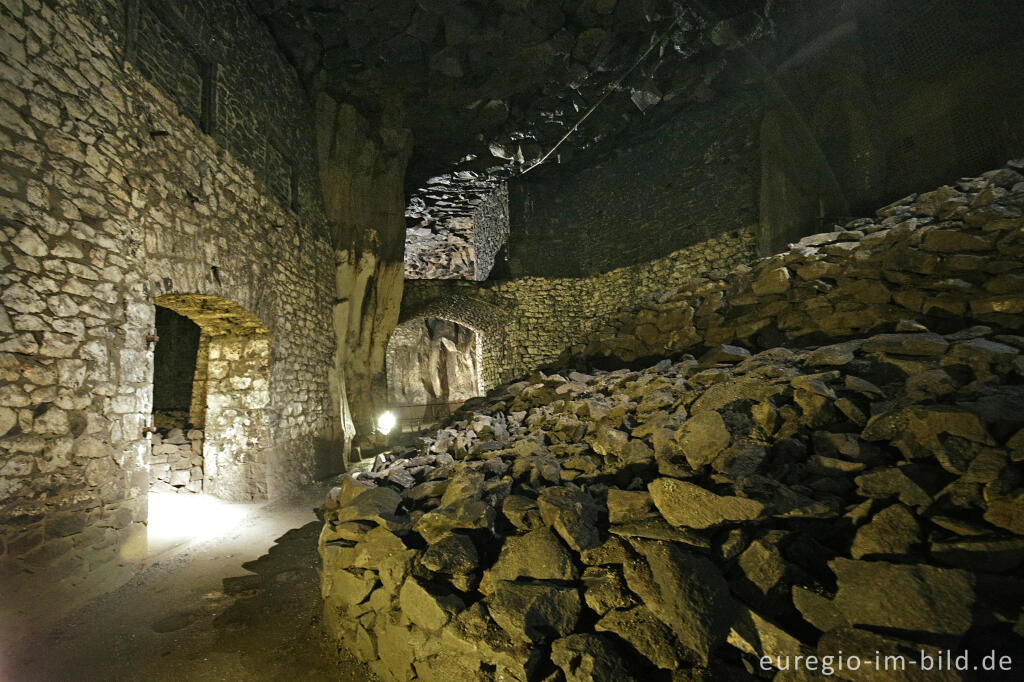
[145,492,251,557]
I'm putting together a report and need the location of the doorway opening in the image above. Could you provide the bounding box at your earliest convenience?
[149,294,272,503]
[150,306,205,493]
[385,317,482,431]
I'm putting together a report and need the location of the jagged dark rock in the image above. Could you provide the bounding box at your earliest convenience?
[318,168,1024,679]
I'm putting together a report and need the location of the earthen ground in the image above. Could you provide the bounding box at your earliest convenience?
[2,483,372,682]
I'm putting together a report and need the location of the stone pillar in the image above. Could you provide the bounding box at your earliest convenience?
[315,93,412,457]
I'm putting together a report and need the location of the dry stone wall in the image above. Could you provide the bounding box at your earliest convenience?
[508,93,762,278]
[0,0,335,581]
[148,427,202,494]
[404,181,511,282]
[568,161,1024,364]
[319,164,1024,681]
[78,0,321,213]
[403,227,757,389]
[471,183,509,281]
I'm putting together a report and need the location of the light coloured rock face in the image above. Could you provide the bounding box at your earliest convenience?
[0,0,337,578]
[318,165,1024,680]
[385,318,481,416]
[315,93,411,452]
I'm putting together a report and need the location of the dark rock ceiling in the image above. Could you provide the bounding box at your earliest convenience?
[250,0,775,231]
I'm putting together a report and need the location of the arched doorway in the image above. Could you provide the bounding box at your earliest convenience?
[150,294,271,502]
[385,318,482,431]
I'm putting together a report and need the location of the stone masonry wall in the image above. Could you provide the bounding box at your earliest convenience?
[201,333,272,501]
[568,161,1024,363]
[76,0,321,214]
[402,228,757,389]
[507,93,761,278]
[404,181,509,282]
[148,426,202,494]
[404,216,476,281]
[0,0,335,581]
[406,159,1024,395]
[472,183,509,281]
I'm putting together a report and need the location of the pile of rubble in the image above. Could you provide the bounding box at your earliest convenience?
[404,217,477,280]
[321,322,1023,680]
[318,165,1024,680]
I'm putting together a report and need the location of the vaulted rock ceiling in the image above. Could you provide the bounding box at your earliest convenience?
[250,0,774,274]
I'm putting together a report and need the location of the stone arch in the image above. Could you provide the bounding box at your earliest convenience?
[397,294,514,392]
[152,294,272,502]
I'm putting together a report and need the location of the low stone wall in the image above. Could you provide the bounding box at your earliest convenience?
[567,162,1024,363]
[149,428,203,494]
[402,227,757,388]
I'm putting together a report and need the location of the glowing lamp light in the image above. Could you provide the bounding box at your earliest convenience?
[377,410,397,435]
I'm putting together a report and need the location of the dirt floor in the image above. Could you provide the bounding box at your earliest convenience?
[2,484,374,682]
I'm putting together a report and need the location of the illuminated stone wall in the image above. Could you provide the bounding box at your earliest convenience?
[0,0,335,581]
[202,333,272,501]
[148,427,202,493]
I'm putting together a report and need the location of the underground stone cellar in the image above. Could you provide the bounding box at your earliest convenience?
[1,0,1024,680]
